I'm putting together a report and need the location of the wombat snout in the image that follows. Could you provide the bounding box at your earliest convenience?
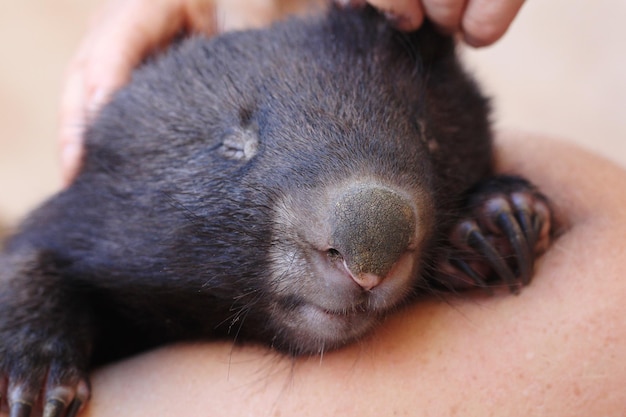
[326,185,418,291]
[268,181,427,352]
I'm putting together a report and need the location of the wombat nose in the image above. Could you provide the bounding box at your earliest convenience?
[330,185,417,288]
[326,248,384,290]
[350,271,384,291]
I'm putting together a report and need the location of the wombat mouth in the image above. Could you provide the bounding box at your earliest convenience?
[273,297,380,354]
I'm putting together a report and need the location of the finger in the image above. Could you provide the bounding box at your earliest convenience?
[215,0,298,32]
[68,0,218,123]
[421,0,467,33]
[462,0,525,46]
[365,0,425,31]
[58,67,88,187]
[78,0,187,95]
[184,0,218,35]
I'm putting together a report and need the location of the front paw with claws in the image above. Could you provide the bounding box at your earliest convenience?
[438,176,553,293]
[0,346,90,417]
[0,311,92,417]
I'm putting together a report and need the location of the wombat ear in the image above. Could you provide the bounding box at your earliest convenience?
[218,124,259,162]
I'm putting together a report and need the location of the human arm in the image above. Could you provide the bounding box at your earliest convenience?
[82,132,626,416]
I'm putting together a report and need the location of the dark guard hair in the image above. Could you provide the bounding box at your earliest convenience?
[2,5,492,360]
[4,8,560,417]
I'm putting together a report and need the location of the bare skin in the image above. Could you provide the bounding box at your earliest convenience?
[58,0,525,185]
[341,0,525,42]
[80,133,626,416]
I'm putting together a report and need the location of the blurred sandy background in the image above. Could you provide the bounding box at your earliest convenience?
[0,0,625,226]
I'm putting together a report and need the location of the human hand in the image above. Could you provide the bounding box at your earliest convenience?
[343,0,525,45]
[59,0,220,185]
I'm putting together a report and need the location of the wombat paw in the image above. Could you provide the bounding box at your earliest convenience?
[437,176,553,293]
[0,345,90,417]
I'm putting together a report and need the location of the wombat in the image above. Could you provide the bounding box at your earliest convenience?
[0,6,552,417]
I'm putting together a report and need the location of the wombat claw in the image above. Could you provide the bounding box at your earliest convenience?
[441,176,553,293]
[1,370,89,417]
[47,397,83,417]
[41,397,83,417]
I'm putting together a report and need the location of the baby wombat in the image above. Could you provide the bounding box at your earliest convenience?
[0,6,552,417]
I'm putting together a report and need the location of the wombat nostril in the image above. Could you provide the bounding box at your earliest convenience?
[327,248,343,260]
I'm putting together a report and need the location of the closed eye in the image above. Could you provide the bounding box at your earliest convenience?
[218,126,259,161]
